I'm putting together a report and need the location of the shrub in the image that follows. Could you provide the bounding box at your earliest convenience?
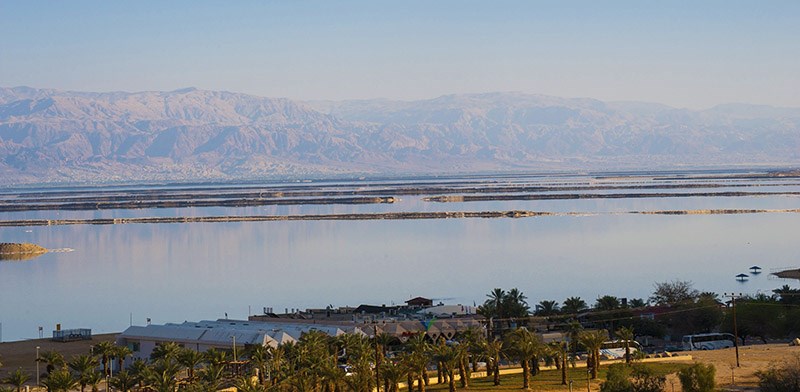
[757,354,800,392]
[600,364,632,392]
[601,364,666,392]
[678,363,716,392]
[630,365,666,392]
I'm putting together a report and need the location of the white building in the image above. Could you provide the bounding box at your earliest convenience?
[117,319,368,362]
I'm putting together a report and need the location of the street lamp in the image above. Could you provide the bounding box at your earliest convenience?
[36,346,40,386]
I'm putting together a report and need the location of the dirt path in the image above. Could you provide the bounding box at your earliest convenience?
[667,343,800,390]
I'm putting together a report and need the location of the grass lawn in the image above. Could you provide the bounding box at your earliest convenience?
[424,363,691,391]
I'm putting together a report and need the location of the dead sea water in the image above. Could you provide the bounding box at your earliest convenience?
[1,171,799,341]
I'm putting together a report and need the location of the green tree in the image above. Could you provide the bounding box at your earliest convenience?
[198,362,226,391]
[483,339,504,386]
[37,350,65,375]
[579,329,607,379]
[142,358,181,392]
[562,297,588,315]
[379,359,408,392]
[650,280,699,306]
[109,370,138,392]
[459,326,485,372]
[245,344,270,385]
[774,285,800,306]
[177,348,204,380]
[504,328,541,390]
[595,295,621,311]
[600,363,631,392]
[404,333,431,390]
[615,326,635,365]
[82,371,102,392]
[2,368,30,392]
[127,359,149,390]
[629,298,647,308]
[67,354,99,392]
[678,363,716,392]
[113,345,133,373]
[235,375,268,392]
[149,342,182,362]
[535,300,560,316]
[41,369,78,392]
[92,341,116,376]
[722,295,781,343]
[433,343,459,392]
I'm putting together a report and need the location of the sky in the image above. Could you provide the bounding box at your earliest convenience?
[1,0,799,109]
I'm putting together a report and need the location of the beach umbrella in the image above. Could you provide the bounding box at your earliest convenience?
[750,266,762,274]
[736,273,749,281]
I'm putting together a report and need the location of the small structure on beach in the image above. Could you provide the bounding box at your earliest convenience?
[736,273,749,282]
[53,328,92,342]
[750,266,762,274]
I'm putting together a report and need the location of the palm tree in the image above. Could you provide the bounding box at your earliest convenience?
[67,354,99,392]
[109,370,138,392]
[482,339,504,386]
[379,360,408,392]
[203,347,229,367]
[127,359,149,390]
[615,326,635,364]
[235,375,268,392]
[142,358,181,392]
[504,288,530,321]
[629,298,647,308]
[566,321,584,357]
[374,332,395,390]
[177,348,204,380]
[41,369,78,392]
[198,362,226,391]
[487,288,506,314]
[595,295,621,311]
[454,344,470,389]
[504,328,541,390]
[245,344,270,385]
[82,371,102,392]
[432,344,459,392]
[535,300,561,316]
[578,329,607,379]
[114,345,133,373]
[149,342,182,362]
[459,326,485,372]
[37,350,65,375]
[342,355,375,392]
[2,368,30,392]
[93,341,116,376]
[404,333,431,390]
[562,297,588,315]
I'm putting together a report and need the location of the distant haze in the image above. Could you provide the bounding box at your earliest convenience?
[1,1,799,109]
[1,86,799,184]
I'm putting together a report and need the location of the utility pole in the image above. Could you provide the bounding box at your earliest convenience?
[374,325,381,392]
[724,293,741,367]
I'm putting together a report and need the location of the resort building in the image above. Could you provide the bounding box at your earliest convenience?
[117,315,485,363]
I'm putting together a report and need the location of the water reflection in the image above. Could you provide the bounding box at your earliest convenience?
[1,175,799,341]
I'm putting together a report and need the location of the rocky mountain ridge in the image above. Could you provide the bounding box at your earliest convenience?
[1,87,798,184]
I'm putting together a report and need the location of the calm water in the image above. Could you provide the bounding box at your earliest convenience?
[2,173,800,342]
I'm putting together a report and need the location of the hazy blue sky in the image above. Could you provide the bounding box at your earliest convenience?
[1,1,798,109]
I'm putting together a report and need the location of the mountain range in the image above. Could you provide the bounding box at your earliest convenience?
[1,86,799,184]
